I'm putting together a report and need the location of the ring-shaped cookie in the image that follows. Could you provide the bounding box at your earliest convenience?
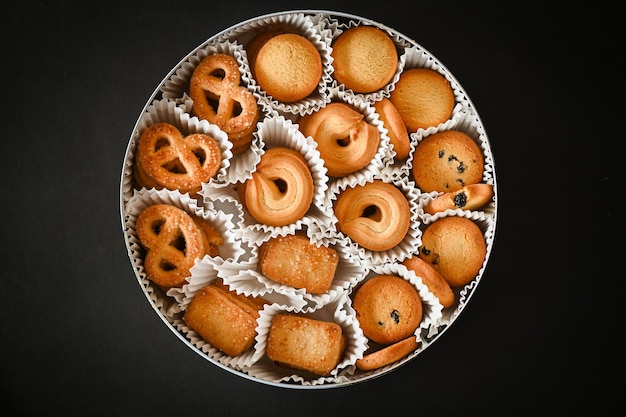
[334,180,410,251]
[299,102,379,177]
[244,147,314,226]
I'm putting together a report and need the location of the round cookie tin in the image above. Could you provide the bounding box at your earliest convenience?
[119,10,498,388]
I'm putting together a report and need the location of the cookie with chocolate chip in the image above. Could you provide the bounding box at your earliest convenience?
[412,130,484,193]
[419,216,486,288]
[353,275,422,345]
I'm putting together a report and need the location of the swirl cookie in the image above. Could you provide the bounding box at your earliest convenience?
[240,147,314,226]
[299,102,380,177]
[334,180,410,251]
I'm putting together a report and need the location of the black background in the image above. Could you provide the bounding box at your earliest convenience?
[3,0,616,415]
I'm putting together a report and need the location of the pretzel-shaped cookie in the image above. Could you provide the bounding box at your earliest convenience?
[189,53,259,154]
[135,204,206,289]
[136,122,222,195]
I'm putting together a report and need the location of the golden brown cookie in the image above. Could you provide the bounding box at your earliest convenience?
[254,33,322,103]
[424,183,494,214]
[135,122,222,195]
[418,216,486,288]
[183,280,267,356]
[373,97,410,160]
[266,314,346,376]
[412,130,484,193]
[352,275,422,344]
[135,204,222,289]
[331,25,398,93]
[334,180,410,251]
[402,255,455,308]
[390,68,455,132]
[356,335,419,371]
[299,102,380,177]
[243,147,314,226]
[189,53,259,155]
[258,233,339,294]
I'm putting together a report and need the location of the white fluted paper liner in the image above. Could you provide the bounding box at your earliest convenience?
[123,188,245,317]
[398,46,468,135]
[218,227,368,311]
[216,261,308,310]
[297,87,392,181]
[455,110,497,190]
[351,263,444,362]
[327,19,408,103]
[121,99,233,203]
[246,292,367,385]
[380,128,419,180]
[324,173,422,266]
[308,12,338,41]
[223,12,333,116]
[415,213,495,331]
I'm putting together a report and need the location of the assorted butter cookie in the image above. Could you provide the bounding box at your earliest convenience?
[134,122,223,196]
[353,274,423,344]
[183,279,267,357]
[419,216,487,288]
[412,130,485,193]
[189,53,260,155]
[266,314,346,377]
[254,33,323,103]
[135,204,223,290]
[390,68,455,132]
[299,102,380,177]
[334,179,411,252]
[424,183,494,215]
[258,233,339,294]
[239,146,314,226]
[331,25,398,93]
[373,97,411,160]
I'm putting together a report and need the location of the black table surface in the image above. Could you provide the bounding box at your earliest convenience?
[3,1,615,415]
